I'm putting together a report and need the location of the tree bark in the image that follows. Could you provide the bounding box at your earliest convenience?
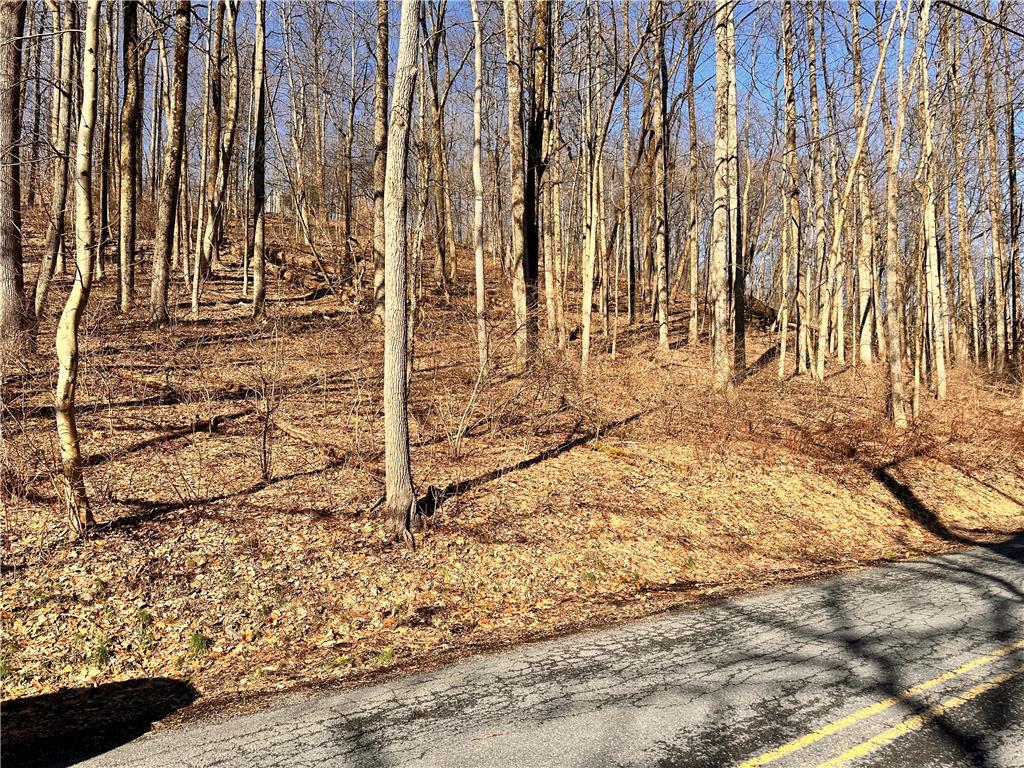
[687,25,699,347]
[814,3,896,379]
[34,1,72,319]
[982,25,1007,372]
[851,0,874,366]
[711,0,732,388]
[372,0,388,322]
[0,0,27,350]
[652,0,670,354]
[470,0,487,371]
[881,5,916,428]
[917,0,945,399]
[191,1,224,315]
[251,0,267,320]
[383,0,420,546]
[149,1,191,325]
[728,9,744,372]
[623,1,634,328]
[117,0,142,312]
[55,0,100,536]
[504,0,529,361]
[525,0,549,345]
[193,0,239,313]
[94,2,113,281]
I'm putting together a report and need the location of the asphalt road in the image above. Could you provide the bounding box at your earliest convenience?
[11,536,1024,768]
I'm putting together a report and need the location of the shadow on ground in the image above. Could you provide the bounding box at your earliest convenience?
[647,533,1024,768]
[323,533,1024,768]
[1,677,197,768]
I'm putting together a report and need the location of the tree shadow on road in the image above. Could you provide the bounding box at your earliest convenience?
[656,534,1024,768]
[1,677,197,768]
[305,534,1024,768]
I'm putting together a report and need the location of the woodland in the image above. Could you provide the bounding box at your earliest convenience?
[1,0,1023,715]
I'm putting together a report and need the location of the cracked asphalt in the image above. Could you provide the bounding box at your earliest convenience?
[41,537,1024,766]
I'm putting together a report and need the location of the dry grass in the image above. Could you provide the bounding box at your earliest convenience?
[2,209,1022,719]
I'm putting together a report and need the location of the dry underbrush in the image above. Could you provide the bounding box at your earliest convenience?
[2,215,1023,716]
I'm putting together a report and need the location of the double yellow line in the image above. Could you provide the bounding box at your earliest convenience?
[736,639,1024,768]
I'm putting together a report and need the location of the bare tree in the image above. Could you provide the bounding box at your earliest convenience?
[149,0,191,325]
[806,0,826,379]
[710,0,733,388]
[251,0,267,321]
[0,0,27,349]
[117,0,142,312]
[525,0,550,345]
[622,1,635,328]
[982,22,1007,372]
[34,0,73,318]
[94,0,114,281]
[372,0,388,323]
[652,0,669,353]
[880,0,915,428]
[778,0,798,379]
[383,0,420,546]
[686,18,699,347]
[728,7,744,371]
[504,0,529,360]
[851,0,874,366]
[193,0,240,314]
[470,0,487,371]
[918,0,946,399]
[54,0,100,535]
[814,2,896,379]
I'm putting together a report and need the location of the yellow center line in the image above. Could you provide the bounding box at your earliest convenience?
[735,639,1024,768]
[814,663,1024,768]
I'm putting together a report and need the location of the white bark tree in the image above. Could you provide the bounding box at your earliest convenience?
[470,0,488,371]
[54,0,100,535]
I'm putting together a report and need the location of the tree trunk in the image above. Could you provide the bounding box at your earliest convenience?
[0,0,27,350]
[192,0,224,315]
[652,0,669,354]
[779,0,800,379]
[525,0,549,346]
[94,3,113,281]
[251,0,267,320]
[549,43,566,350]
[814,4,895,379]
[194,0,239,311]
[982,26,1007,373]
[149,1,191,325]
[917,0,945,399]
[880,5,915,428]
[26,1,41,208]
[423,4,449,291]
[117,0,142,312]
[55,0,100,536]
[580,0,598,374]
[34,1,72,319]
[470,0,487,371]
[728,9,744,372]
[504,0,529,361]
[807,0,827,379]
[383,0,420,546]
[687,27,699,346]
[711,0,732,388]
[849,0,874,366]
[623,1,634,327]
[372,0,388,322]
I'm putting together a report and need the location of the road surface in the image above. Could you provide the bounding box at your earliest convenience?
[11,536,1024,767]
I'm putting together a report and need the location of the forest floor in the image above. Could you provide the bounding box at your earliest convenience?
[3,211,1024,728]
